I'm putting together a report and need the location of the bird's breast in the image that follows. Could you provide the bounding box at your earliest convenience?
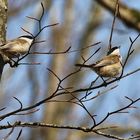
[94,62,122,77]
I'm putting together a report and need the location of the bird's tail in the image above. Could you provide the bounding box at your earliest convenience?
[75,64,94,68]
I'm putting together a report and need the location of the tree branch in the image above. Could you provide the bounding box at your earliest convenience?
[95,0,140,32]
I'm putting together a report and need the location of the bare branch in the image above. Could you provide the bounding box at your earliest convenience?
[0,107,6,112]
[18,62,41,66]
[15,108,40,116]
[31,42,101,55]
[90,97,140,129]
[108,0,119,51]
[21,27,34,37]
[3,127,15,140]
[0,121,136,140]
[26,16,39,22]
[95,0,140,32]
[16,129,22,140]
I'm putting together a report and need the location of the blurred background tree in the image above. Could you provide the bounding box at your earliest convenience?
[1,0,140,139]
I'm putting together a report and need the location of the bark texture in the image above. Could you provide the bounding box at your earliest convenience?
[0,0,8,81]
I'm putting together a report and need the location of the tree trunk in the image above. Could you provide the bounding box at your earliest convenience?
[0,0,8,81]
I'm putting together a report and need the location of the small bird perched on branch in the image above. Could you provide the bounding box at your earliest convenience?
[0,35,34,63]
[75,47,122,78]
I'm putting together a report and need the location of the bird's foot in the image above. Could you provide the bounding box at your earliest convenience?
[103,81,108,87]
[8,61,19,68]
[100,76,108,87]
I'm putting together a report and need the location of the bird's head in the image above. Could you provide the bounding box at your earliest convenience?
[107,46,120,56]
[19,35,34,45]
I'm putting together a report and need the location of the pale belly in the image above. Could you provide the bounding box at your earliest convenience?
[94,62,122,77]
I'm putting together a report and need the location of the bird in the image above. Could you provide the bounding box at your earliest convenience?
[0,35,34,80]
[75,47,122,78]
[0,35,34,63]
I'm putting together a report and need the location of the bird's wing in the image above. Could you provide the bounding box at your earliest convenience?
[0,41,21,58]
[0,41,17,50]
[94,55,119,67]
[0,40,23,52]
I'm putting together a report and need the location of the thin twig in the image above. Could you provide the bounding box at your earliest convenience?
[3,127,15,140]
[16,129,22,140]
[108,0,119,51]
[31,42,101,55]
